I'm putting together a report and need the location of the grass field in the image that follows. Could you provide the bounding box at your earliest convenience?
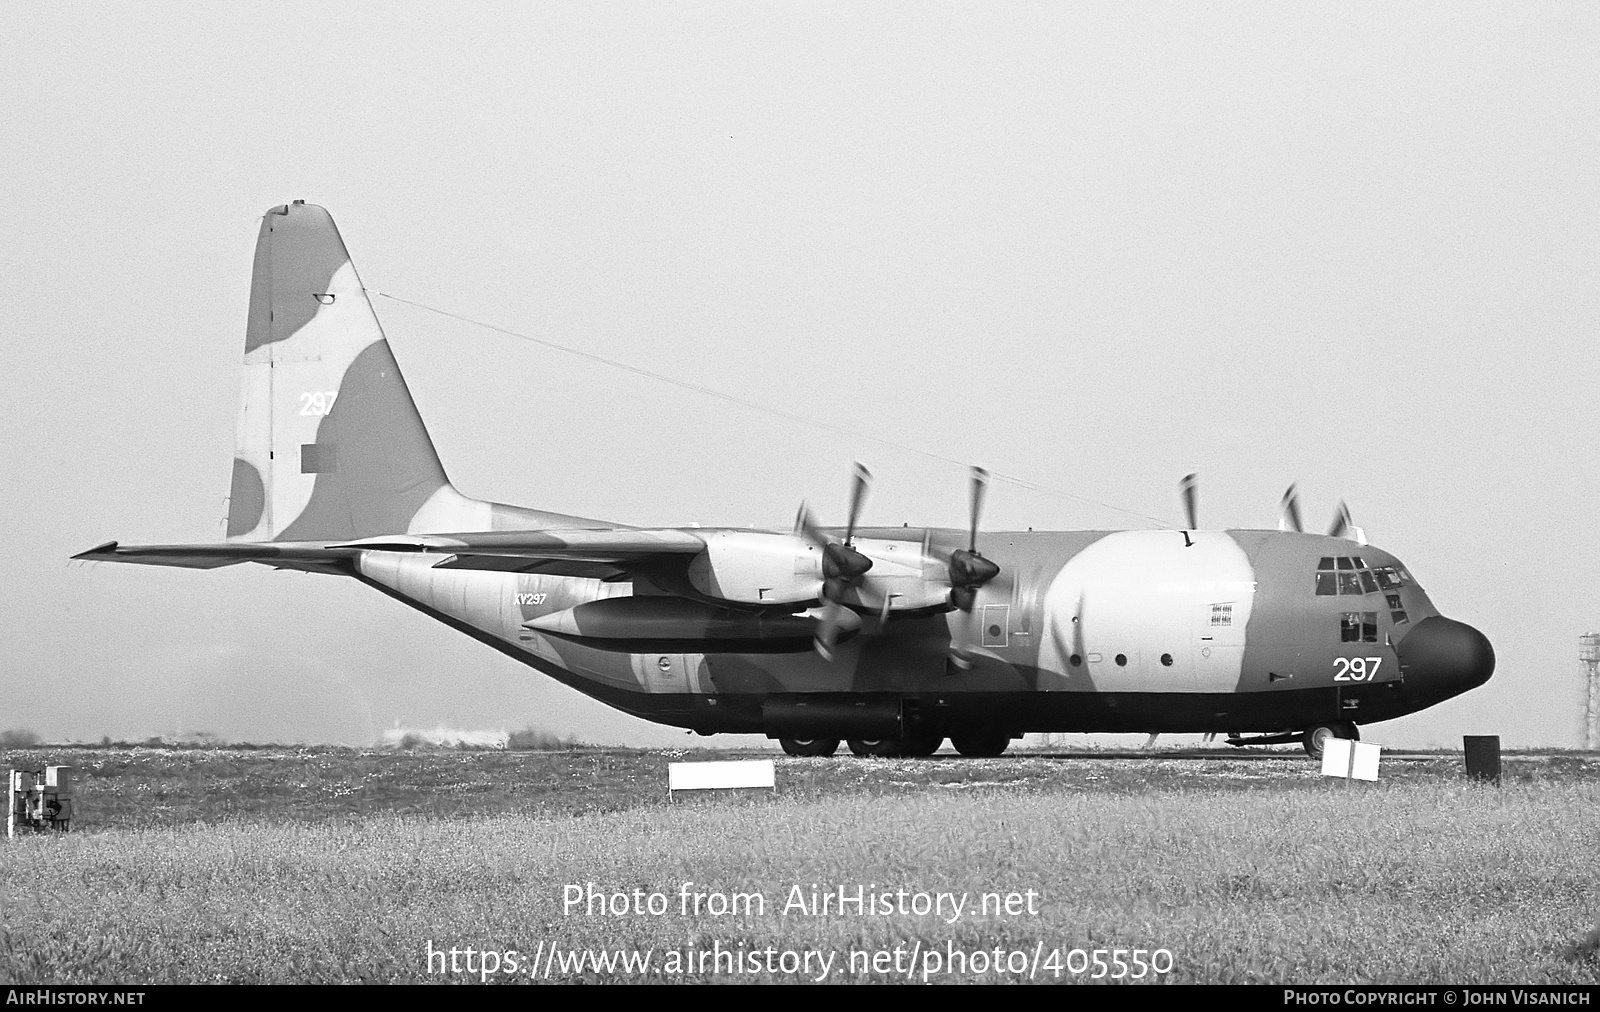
[1,746,1598,984]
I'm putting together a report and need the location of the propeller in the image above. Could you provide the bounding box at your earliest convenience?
[948,466,1002,667]
[1279,484,1304,533]
[1180,473,1199,530]
[1280,485,1366,544]
[1327,500,1366,543]
[796,463,877,659]
[1328,500,1353,539]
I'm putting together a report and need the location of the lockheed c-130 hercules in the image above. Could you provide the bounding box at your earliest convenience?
[76,202,1495,759]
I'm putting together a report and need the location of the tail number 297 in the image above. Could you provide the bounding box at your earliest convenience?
[1334,657,1383,682]
[299,391,339,416]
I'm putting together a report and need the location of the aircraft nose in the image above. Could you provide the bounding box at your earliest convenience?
[1395,616,1495,706]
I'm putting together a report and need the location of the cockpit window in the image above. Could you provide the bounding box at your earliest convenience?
[1372,566,1409,590]
[1386,593,1409,625]
[1317,558,1413,598]
[1341,611,1378,642]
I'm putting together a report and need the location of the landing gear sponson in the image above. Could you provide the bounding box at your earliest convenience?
[778,732,1015,758]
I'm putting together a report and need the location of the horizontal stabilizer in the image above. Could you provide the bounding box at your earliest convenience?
[72,540,357,570]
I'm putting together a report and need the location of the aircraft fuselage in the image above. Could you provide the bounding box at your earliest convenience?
[354,526,1493,742]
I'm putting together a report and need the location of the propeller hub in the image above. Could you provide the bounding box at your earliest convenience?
[949,549,999,589]
[822,543,873,582]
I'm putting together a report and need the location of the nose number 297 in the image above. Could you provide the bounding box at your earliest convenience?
[1333,657,1383,682]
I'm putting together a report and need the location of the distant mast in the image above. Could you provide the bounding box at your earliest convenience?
[1582,634,1600,750]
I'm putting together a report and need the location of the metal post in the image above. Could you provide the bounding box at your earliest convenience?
[1581,635,1600,750]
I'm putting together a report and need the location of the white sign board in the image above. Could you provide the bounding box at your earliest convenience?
[668,760,776,796]
[1321,738,1381,781]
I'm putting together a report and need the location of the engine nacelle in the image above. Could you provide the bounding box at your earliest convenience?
[685,531,823,605]
[848,537,955,612]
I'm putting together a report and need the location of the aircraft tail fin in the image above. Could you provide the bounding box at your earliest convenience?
[221,201,606,542]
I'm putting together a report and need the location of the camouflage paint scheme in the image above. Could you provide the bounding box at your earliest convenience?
[76,203,1495,754]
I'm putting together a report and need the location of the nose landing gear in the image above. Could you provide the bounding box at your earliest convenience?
[1302,721,1360,759]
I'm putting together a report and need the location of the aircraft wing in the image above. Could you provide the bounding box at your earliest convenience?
[74,529,711,580]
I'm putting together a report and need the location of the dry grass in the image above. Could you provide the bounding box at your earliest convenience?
[1,749,1598,984]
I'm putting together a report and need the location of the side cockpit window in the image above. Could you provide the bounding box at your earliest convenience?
[1386,593,1409,626]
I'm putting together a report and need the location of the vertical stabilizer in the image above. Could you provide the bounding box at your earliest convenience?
[228,201,459,542]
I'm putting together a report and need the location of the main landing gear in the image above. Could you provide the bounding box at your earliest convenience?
[846,731,944,758]
[778,738,840,757]
[779,734,946,758]
[1302,721,1360,759]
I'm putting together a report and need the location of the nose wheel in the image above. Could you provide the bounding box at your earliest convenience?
[1302,721,1359,759]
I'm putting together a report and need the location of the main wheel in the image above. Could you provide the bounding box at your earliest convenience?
[780,737,840,757]
[900,732,944,758]
[1302,722,1357,759]
[847,738,902,758]
[950,732,1011,758]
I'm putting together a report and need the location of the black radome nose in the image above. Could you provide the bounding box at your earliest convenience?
[1395,616,1495,706]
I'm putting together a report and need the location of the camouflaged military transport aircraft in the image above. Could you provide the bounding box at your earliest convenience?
[76,202,1495,759]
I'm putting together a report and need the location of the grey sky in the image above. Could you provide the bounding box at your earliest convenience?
[3,4,1596,747]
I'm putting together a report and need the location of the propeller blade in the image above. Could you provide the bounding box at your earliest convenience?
[968,466,989,553]
[949,606,979,670]
[1180,473,1198,530]
[1279,484,1304,533]
[1072,592,1086,664]
[1328,500,1352,539]
[878,589,892,625]
[845,462,871,546]
[794,502,826,547]
[815,600,845,660]
[813,601,863,661]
